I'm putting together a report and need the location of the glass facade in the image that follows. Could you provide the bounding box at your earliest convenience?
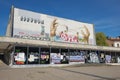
[12,45,120,65]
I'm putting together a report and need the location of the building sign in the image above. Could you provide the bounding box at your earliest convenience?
[13,8,96,45]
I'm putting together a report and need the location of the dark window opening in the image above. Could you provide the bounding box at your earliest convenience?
[61,49,69,64]
[14,46,27,65]
[40,48,50,64]
[28,47,39,64]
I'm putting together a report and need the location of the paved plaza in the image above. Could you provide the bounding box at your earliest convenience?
[0,61,120,80]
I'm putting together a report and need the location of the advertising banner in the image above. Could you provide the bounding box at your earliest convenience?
[117,56,120,63]
[105,55,111,63]
[69,52,85,63]
[89,52,99,63]
[13,8,96,45]
[50,53,61,64]
[14,52,26,64]
[70,56,84,62]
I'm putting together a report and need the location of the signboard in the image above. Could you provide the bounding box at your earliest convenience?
[13,8,96,45]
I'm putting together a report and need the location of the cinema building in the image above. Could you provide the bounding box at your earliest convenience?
[1,6,120,67]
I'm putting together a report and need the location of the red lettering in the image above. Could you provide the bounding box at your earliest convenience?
[60,33,78,43]
[60,33,68,41]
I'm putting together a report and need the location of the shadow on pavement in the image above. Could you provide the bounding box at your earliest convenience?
[0,54,9,70]
[0,54,4,61]
[56,68,116,80]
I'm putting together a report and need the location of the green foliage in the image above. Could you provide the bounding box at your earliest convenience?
[96,32,108,46]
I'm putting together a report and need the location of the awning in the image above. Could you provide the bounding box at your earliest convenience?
[0,37,120,53]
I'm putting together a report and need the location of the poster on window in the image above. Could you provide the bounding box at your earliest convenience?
[13,8,96,45]
[69,52,85,63]
[28,52,39,64]
[40,53,50,64]
[89,52,99,63]
[105,55,111,63]
[14,52,26,64]
[50,53,61,64]
[117,56,120,63]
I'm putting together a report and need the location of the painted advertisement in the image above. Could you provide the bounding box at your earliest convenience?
[13,8,96,45]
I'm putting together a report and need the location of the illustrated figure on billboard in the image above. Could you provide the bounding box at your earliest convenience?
[75,32,79,42]
[81,25,90,44]
[50,19,90,44]
[59,25,69,40]
[50,19,58,41]
[50,18,69,41]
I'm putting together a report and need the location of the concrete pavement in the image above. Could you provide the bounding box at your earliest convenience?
[0,62,120,80]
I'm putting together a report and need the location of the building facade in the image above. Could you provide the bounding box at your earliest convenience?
[107,36,120,48]
[0,6,120,67]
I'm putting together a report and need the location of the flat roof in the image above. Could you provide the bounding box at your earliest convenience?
[0,37,120,53]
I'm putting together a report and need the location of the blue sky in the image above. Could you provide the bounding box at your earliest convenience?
[0,0,120,37]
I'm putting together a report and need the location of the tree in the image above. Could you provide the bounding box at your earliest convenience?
[96,32,108,46]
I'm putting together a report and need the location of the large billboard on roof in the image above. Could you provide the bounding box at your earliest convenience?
[13,8,96,45]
